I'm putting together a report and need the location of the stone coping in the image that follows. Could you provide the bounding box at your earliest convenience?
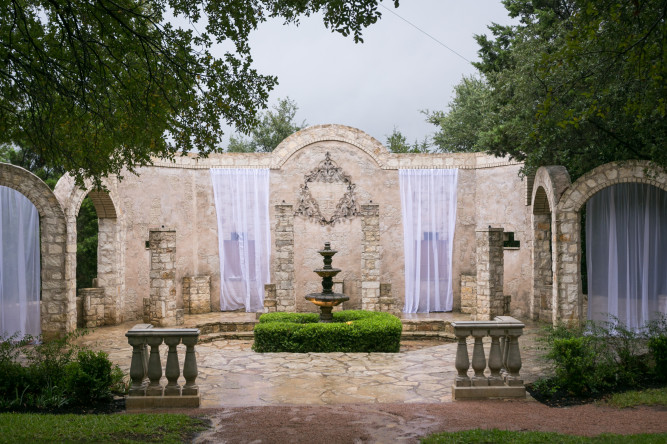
[126,327,200,337]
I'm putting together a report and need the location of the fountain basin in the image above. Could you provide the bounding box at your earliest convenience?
[305,293,349,307]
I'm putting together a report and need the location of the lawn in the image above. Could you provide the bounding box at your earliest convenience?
[0,413,207,444]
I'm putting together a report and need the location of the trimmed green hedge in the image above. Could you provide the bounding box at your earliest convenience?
[252,310,402,353]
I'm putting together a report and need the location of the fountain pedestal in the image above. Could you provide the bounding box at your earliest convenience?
[305,242,349,322]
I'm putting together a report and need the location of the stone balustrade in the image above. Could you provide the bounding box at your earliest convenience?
[451,316,526,399]
[125,324,200,409]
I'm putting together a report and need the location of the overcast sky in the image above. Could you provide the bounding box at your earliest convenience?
[215,1,516,148]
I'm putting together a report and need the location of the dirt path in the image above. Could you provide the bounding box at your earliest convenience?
[187,401,667,443]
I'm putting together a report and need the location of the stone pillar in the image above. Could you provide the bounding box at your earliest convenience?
[361,204,381,311]
[80,288,105,327]
[263,283,277,314]
[148,228,183,326]
[97,217,122,325]
[274,205,295,312]
[475,227,504,321]
[379,283,398,314]
[532,213,553,321]
[182,276,211,314]
[460,275,477,315]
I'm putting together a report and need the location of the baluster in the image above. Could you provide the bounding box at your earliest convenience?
[146,336,164,396]
[471,330,488,386]
[506,330,523,386]
[164,336,182,396]
[454,332,471,387]
[127,335,147,396]
[487,331,504,386]
[181,335,199,396]
[500,335,509,378]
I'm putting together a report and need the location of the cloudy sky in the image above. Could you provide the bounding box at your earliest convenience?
[217,1,516,148]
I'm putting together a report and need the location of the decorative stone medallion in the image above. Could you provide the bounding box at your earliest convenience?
[294,152,360,225]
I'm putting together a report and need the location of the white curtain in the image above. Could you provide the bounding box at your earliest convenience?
[0,185,41,338]
[400,169,458,313]
[211,169,270,312]
[587,183,667,330]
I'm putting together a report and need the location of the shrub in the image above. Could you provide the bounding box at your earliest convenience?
[534,316,667,400]
[0,332,126,412]
[648,335,667,382]
[253,310,402,353]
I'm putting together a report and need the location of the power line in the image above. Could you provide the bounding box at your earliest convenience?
[379,4,472,64]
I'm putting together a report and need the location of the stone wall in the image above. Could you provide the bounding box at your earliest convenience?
[148,228,183,326]
[47,124,536,321]
[182,276,211,314]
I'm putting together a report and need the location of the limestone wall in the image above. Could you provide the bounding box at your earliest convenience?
[53,124,534,320]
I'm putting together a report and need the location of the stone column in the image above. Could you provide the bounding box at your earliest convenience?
[361,204,381,311]
[460,275,477,315]
[182,276,211,314]
[97,217,122,325]
[80,288,105,327]
[274,205,295,312]
[263,283,277,314]
[475,227,504,321]
[531,214,553,321]
[148,228,183,326]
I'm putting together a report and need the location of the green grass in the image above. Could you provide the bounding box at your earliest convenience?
[605,387,667,409]
[0,413,208,444]
[422,429,667,444]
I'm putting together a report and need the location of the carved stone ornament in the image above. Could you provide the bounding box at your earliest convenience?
[294,152,360,226]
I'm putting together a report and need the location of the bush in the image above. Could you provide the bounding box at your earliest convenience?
[534,316,667,400]
[0,332,126,412]
[648,335,667,382]
[253,310,402,353]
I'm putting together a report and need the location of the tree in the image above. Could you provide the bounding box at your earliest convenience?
[429,0,666,179]
[425,76,491,153]
[228,98,306,152]
[0,0,399,186]
[384,127,430,153]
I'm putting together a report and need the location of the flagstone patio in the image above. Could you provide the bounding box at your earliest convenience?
[74,315,548,408]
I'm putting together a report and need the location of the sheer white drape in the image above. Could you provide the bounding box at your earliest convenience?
[0,186,41,338]
[587,183,667,330]
[400,169,458,313]
[210,169,270,312]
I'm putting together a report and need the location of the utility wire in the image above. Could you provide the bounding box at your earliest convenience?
[379,4,472,64]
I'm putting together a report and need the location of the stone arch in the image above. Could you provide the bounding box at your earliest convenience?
[54,174,126,326]
[554,160,667,324]
[530,166,571,323]
[0,163,70,339]
[271,124,389,169]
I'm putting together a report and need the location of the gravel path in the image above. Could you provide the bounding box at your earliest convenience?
[188,401,667,443]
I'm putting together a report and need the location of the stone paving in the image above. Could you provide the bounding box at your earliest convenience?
[74,317,548,408]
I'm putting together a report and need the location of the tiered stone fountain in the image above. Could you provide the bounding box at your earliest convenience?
[305,242,349,322]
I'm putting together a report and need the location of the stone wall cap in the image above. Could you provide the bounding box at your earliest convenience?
[126,328,200,337]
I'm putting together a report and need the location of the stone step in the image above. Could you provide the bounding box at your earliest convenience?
[196,320,257,335]
[191,316,457,344]
[199,331,255,343]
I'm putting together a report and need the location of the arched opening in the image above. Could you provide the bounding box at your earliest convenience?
[585,183,667,328]
[531,186,553,321]
[73,189,122,328]
[75,196,98,328]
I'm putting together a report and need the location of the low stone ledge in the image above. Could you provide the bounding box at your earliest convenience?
[452,386,526,400]
[125,395,200,410]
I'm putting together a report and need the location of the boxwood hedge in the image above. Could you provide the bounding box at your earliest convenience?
[252,310,402,353]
